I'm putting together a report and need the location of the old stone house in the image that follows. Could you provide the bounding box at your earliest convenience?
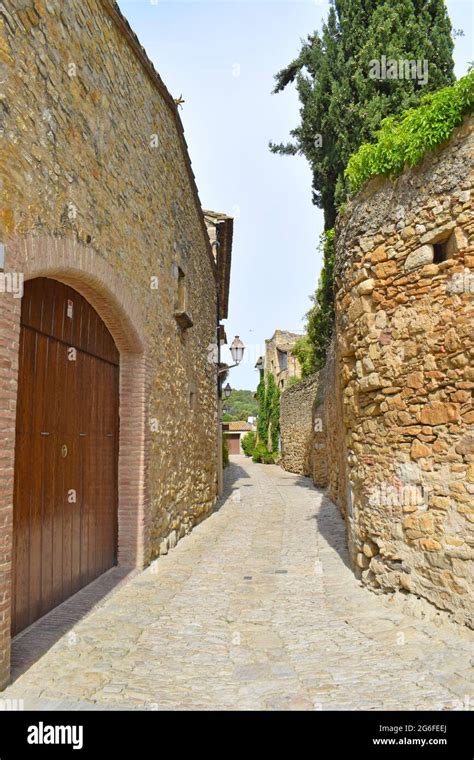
[280,117,473,626]
[257,329,303,391]
[0,0,233,689]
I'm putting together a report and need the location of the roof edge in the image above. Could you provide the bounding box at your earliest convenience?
[103,1,217,281]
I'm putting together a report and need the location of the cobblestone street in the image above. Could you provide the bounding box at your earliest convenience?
[3,458,473,711]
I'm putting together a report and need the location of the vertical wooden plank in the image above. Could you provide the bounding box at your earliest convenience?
[12,433,31,636]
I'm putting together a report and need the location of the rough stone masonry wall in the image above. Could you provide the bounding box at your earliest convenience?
[280,375,318,475]
[0,0,219,685]
[313,342,348,518]
[335,117,474,626]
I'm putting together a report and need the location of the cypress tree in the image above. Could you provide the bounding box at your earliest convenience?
[270,0,455,228]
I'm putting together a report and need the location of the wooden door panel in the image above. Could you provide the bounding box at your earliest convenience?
[39,434,56,621]
[12,432,33,636]
[13,278,119,635]
[15,328,36,434]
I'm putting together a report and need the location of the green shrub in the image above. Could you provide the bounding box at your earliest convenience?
[252,442,275,465]
[241,431,256,457]
[222,435,229,469]
[345,70,474,195]
[252,442,266,463]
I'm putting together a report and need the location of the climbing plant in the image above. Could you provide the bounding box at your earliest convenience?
[256,376,268,444]
[255,374,281,461]
[293,229,336,374]
[241,431,257,457]
[345,70,474,194]
[266,374,280,453]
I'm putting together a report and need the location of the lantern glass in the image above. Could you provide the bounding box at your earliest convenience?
[223,383,232,399]
[230,336,245,364]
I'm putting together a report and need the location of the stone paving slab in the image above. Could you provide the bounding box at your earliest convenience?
[2,457,473,711]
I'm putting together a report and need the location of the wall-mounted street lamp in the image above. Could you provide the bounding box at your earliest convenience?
[218,335,246,376]
[230,335,245,365]
[223,383,232,399]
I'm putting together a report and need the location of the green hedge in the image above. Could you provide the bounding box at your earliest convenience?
[252,442,275,465]
[241,431,256,457]
[345,70,474,195]
[222,435,229,469]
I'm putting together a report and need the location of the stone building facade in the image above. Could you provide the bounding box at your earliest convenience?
[0,0,232,688]
[260,329,303,391]
[281,118,473,626]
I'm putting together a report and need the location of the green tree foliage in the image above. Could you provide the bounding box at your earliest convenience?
[223,389,258,422]
[241,431,257,457]
[252,442,275,465]
[293,229,335,374]
[255,374,281,460]
[270,0,455,370]
[256,377,268,444]
[346,70,474,193]
[222,435,229,469]
[270,0,455,228]
[267,374,281,453]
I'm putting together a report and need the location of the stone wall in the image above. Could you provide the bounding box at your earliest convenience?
[313,343,348,517]
[281,118,473,626]
[335,117,473,626]
[0,0,220,686]
[280,375,318,475]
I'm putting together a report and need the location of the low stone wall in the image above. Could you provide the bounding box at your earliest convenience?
[280,376,318,475]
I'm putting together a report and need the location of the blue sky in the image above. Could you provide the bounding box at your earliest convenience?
[118,0,473,391]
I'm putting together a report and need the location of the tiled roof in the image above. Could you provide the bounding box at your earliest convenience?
[226,421,254,432]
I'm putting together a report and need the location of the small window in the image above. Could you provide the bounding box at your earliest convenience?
[174,266,193,329]
[433,240,449,264]
[278,350,288,371]
[177,267,186,311]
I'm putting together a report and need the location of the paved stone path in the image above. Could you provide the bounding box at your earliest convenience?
[3,457,473,710]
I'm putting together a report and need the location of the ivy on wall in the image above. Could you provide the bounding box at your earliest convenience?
[255,373,281,463]
[345,70,474,195]
[293,228,335,375]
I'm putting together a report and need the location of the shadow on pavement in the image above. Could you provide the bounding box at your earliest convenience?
[291,472,353,571]
[9,567,135,683]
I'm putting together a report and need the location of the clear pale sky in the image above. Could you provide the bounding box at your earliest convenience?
[118,0,473,391]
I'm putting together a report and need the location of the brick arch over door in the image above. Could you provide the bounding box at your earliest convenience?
[13,277,122,634]
[0,235,151,683]
[2,236,150,598]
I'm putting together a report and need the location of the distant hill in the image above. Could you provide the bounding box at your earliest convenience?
[222,389,258,422]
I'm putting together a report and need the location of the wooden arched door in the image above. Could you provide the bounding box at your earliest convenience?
[12,278,119,635]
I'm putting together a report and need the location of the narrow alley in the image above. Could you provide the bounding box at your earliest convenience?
[4,458,472,711]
